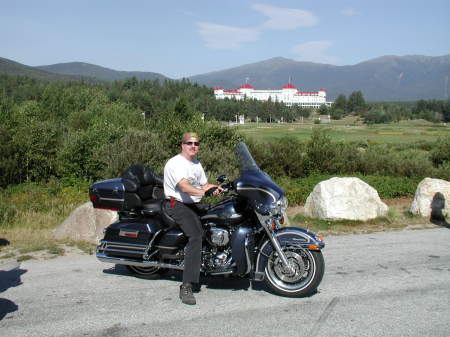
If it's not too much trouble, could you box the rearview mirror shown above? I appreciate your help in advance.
[216,174,228,184]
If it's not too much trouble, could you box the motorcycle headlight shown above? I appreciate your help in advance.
[255,196,288,217]
[278,196,288,214]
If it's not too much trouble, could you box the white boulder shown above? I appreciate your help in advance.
[52,202,118,243]
[304,177,388,221]
[409,178,450,219]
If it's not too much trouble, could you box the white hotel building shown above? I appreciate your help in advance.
[213,83,332,108]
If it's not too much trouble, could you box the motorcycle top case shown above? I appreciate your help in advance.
[89,178,126,211]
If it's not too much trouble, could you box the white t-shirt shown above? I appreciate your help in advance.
[164,154,207,203]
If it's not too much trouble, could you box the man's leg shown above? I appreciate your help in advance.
[166,202,202,304]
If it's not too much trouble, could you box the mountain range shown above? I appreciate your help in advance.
[37,62,168,82]
[1,54,450,101]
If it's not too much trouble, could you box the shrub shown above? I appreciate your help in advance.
[248,137,308,178]
[96,130,171,178]
[305,128,336,173]
[430,136,450,167]
[0,204,17,227]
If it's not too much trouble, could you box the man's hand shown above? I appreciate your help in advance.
[203,184,223,196]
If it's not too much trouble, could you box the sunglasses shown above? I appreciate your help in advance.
[183,141,200,146]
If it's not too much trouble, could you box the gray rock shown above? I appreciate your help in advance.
[304,177,388,221]
[409,178,450,219]
[52,202,118,243]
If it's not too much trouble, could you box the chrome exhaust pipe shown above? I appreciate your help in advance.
[96,252,184,270]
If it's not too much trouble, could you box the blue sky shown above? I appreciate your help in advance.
[1,0,449,78]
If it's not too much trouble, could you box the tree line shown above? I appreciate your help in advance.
[328,91,450,123]
[1,74,449,188]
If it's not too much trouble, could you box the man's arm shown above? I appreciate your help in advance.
[177,179,205,197]
[177,180,222,196]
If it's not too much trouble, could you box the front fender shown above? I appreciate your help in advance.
[253,227,325,281]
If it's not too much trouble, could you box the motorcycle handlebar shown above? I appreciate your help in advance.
[204,187,218,197]
[205,181,234,197]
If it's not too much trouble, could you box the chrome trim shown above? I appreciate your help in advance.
[97,241,148,256]
[244,236,252,275]
[143,229,162,260]
[96,252,184,270]
[266,229,292,271]
[99,247,144,254]
[101,244,146,250]
[99,197,125,202]
[253,271,265,281]
[202,213,242,220]
[208,270,234,276]
[236,187,277,202]
[119,230,139,237]
[99,240,147,248]
[154,245,179,249]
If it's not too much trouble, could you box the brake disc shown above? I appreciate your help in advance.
[273,251,306,283]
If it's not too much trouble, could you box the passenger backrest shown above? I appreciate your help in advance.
[122,164,164,207]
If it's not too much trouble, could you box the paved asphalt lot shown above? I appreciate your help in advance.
[1,227,449,337]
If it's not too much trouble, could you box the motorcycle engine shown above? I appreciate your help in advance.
[206,225,229,247]
[203,224,233,271]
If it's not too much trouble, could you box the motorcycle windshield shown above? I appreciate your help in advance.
[234,142,284,206]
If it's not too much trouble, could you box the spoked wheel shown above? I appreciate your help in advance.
[264,248,324,297]
[126,265,165,276]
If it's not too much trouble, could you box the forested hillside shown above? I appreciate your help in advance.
[0,75,242,187]
[37,62,169,82]
[1,73,449,191]
[0,57,85,82]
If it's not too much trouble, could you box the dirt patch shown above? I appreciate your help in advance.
[287,205,304,216]
[383,197,413,210]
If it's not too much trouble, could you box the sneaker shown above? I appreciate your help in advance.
[179,283,196,305]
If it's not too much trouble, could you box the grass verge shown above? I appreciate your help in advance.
[0,180,95,262]
[288,198,436,236]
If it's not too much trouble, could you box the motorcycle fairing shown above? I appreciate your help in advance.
[230,225,254,276]
[201,196,245,226]
[253,227,325,281]
[235,169,284,209]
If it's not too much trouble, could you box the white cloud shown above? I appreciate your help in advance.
[197,22,260,49]
[341,8,361,16]
[252,3,318,30]
[292,41,336,64]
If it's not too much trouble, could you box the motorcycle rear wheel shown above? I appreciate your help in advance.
[264,248,324,297]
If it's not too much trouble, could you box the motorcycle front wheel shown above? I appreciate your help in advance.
[264,248,324,297]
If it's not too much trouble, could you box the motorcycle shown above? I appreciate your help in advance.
[90,142,325,297]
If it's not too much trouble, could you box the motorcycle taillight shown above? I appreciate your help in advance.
[89,194,98,203]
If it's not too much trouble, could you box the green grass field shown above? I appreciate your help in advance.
[236,119,450,144]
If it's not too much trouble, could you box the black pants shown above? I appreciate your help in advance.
[165,201,202,284]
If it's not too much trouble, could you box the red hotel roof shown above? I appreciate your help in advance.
[239,83,255,89]
[282,83,297,89]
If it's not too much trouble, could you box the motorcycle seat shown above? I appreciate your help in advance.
[141,199,162,216]
[140,200,177,228]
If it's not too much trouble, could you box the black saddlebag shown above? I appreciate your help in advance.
[89,164,164,211]
[98,219,164,259]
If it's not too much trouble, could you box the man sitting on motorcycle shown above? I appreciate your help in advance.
[163,132,222,305]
